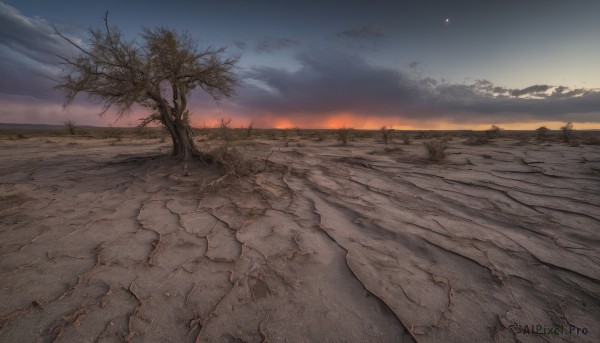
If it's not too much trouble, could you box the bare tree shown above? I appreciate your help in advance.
[54,13,238,160]
[380,126,393,145]
[64,119,76,135]
[560,122,574,142]
[245,121,254,138]
[218,117,233,142]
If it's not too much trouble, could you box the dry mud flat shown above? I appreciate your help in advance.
[0,136,599,343]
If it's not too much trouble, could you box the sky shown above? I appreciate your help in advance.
[1,0,600,129]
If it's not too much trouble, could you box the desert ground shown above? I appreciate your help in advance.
[1,128,599,342]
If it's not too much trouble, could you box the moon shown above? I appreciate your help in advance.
[445,18,450,24]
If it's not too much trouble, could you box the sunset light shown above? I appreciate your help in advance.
[1,2,599,342]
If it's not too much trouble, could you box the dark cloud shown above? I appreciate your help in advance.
[0,2,80,101]
[551,86,587,98]
[2,2,599,127]
[337,25,385,39]
[237,51,600,123]
[241,51,418,115]
[493,86,509,95]
[0,2,78,65]
[0,2,126,125]
[254,36,299,53]
[509,84,551,97]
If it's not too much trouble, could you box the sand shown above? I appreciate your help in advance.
[0,135,599,342]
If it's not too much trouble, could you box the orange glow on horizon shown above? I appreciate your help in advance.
[189,115,600,131]
[93,109,600,131]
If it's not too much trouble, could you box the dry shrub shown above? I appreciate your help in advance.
[514,133,530,145]
[245,121,254,138]
[561,122,574,142]
[266,131,277,140]
[337,127,353,145]
[415,131,427,139]
[209,144,252,177]
[292,126,303,137]
[424,139,448,162]
[536,126,549,140]
[218,118,234,142]
[381,126,393,145]
[64,119,76,135]
[485,125,502,139]
[103,128,123,139]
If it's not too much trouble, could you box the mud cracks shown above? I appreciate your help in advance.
[1,138,599,342]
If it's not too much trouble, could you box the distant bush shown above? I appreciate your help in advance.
[337,127,353,145]
[292,126,303,137]
[64,119,76,135]
[424,139,448,162]
[415,131,427,139]
[485,125,502,139]
[560,122,574,142]
[193,122,209,138]
[536,126,549,140]
[245,121,254,138]
[516,135,530,145]
[380,126,393,145]
[266,130,277,140]
[279,129,288,139]
[103,128,123,139]
[218,118,234,142]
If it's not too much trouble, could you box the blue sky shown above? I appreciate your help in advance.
[1,0,600,129]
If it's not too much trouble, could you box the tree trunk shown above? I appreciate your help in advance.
[163,115,199,161]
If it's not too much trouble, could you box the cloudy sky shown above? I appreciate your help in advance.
[1,0,600,129]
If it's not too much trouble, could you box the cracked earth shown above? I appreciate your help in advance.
[1,136,599,342]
